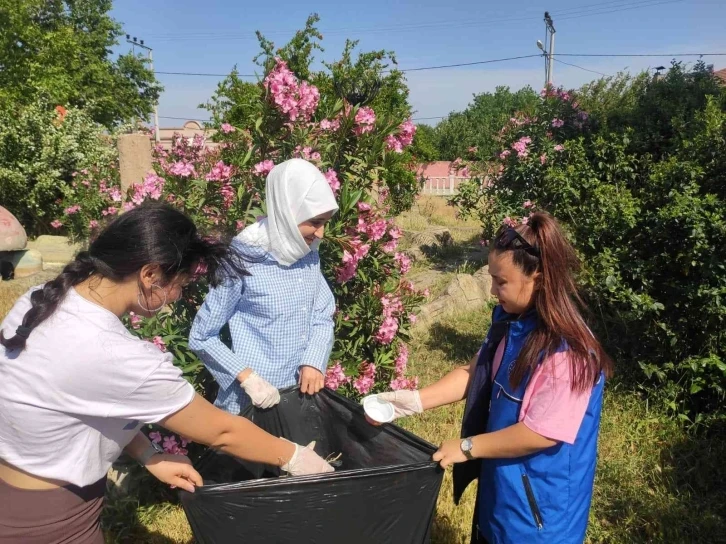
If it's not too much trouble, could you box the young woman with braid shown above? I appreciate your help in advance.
[0,203,332,544]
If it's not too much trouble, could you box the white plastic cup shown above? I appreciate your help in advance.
[362,395,395,424]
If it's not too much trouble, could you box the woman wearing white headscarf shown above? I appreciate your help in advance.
[189,159,339,413]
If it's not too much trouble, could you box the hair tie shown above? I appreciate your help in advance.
[15,326,32,340]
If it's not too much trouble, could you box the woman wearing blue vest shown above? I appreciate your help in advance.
[371,212,613,543]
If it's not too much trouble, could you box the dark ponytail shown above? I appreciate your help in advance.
[1,203,247,351]
[494,212,613,392]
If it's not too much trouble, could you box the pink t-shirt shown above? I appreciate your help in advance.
[491,339,592,444]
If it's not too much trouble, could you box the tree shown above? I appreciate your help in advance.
[435,86,539,160]
[0,0,162,128]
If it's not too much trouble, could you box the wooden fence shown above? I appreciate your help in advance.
[420,175,470,196]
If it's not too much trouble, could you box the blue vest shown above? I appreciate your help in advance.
[454,306,605,544]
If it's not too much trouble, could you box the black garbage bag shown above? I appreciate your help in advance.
[180,387,444,544]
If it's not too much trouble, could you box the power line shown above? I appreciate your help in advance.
[554,58,610,77]
[154,54,543,79]
[558,53,726,58]
[156,71,255,77]
[153,51,726,79]
[149,0,684,41]
[400,54,541,72]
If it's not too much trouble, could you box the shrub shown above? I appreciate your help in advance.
[453,69,726,429]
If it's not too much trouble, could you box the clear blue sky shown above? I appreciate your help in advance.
[110,0,726,127]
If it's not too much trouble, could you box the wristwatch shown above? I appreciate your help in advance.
[138,440,164,466]
[460,437,475,461]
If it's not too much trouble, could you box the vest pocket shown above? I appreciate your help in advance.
[522,474,544,530]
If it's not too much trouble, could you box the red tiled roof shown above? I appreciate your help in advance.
[715,68,726,85]
[416,161,452,178]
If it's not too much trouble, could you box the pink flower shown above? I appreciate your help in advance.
[357,202,372,212]
[353,106,376,135]
[385,134,403,153]
[460,166,470,178]
[102,206,118,217]
[521,216,530,225]
[236,220,245,231]
[336,239,370,283]
[394,344,409,375]
[367,220,388,241]
[394,252,412,274]
[320,118,341,131]
[382,240,398,253]
[149,431,162,444]
[552,118,564,128]
[152,336,167,352]
[142,173,165,200]
[353,362,376,395]
[206,161,233,182]
[503,216,518,227]
[468,146,478,153]
[310,152,321,161]
[540,154,547,165]
[408,313,417,324]
[263,59,319,122]
[122,202,136,212]
[324,169,340,194]
[50,219,63,229]
[254,160,275,176]
[220,184,235,209]
[162,435,178,454]
[523,200,534,209]
[108,187,122,202]
[375,316,398,344]
[512,136,531,158]
[499,150,511,160]
[63,205,81,215]
[390,376,419,391]
[381,294,404,318]
[129,312,142,330]
[388,225,402,240]
[88,220,99,229]
[554,144,564,152]
[168,161,196,178]
[325,362,350,391]
[220,123,235,134]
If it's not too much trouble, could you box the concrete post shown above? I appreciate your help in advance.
[118,133,153,193]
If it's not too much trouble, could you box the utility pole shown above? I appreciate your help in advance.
[126,35,160,144]
[544,12,556,86]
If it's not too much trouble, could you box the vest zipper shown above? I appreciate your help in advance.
[522,474,544,530]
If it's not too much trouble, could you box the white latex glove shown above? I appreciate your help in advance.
[377,390,423,420]
[281,441,335,476]
[240,371,280,409]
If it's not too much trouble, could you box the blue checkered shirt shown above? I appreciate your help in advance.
[189,241,335,414]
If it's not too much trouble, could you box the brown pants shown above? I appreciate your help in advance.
[0,476,106,544]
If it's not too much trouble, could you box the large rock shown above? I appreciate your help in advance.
[415,266,493,327]
[0,249,43,279]
[26,235,82,265]
[0,206,27,251]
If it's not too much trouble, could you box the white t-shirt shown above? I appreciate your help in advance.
[0,287,195,487]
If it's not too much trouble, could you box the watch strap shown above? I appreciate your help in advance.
[138,441,162,466]
[461,437,475,460]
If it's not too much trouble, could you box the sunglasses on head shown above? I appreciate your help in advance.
[493,227,540,258]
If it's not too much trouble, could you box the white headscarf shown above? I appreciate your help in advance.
[237,159,339,266]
